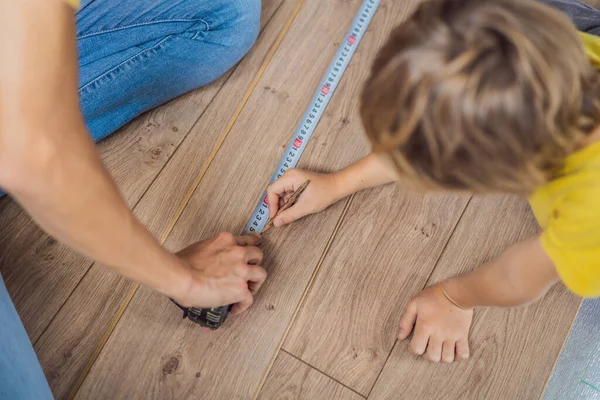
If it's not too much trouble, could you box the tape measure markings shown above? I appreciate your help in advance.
[244,0,380,234]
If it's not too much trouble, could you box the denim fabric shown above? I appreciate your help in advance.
[0,0,260,198]
[0,276,53,400]
[0,0,260,396]
[76,0,261,141]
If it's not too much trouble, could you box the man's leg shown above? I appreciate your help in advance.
[0,276,53,399]
[76,0,261,142]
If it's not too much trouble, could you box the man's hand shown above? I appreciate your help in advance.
[173,232,266,315]
[398,284,473,363]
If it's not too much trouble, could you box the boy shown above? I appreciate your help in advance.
[266,0,600,364]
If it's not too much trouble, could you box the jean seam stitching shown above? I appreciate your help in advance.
[77,18,209,40]
[79,35,173,93]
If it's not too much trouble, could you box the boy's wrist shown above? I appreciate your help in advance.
[331,169,360,200]
[440,278,475,310]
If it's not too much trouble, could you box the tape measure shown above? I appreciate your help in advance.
[179,0,381,330]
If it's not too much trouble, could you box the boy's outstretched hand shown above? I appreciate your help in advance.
[399,284,473,363]
[266,169,343,228]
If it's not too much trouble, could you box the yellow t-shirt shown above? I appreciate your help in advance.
[528,32,600,297]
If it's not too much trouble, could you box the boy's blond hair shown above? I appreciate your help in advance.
[361,0,600,193]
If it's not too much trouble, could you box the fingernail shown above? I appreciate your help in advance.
[274,219,283,228]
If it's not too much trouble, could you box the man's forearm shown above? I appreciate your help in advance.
[0,0,190,298]
[5,135,190,297]
[442,235,560,309]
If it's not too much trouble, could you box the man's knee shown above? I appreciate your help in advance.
[218,0,262,59]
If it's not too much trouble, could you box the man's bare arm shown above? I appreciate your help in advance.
[0,0,267,311]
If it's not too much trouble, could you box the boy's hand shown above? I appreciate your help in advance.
[399,283,473,363]
[266,169,342,228]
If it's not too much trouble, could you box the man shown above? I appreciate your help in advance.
[0,0,266,398]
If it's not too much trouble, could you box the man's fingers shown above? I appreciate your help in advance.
[425,336,443,363]
[230,289,253,315]
[242,246,264,265]
[235,232,262,246]
[246,265,267,294]
[213,232,237,248]
[441,341,456,363]
[398,301,417,340]
[456,339,470,360]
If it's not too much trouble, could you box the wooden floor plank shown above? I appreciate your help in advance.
[74,0,392,397]
[0,0,285,346]
[27,1,288,397]
[368,195,581,400]
[258,351,364,400]
[283,187,469,395]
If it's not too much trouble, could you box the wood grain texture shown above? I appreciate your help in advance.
[75,0,387,397]
[283,185,469,395]
[258,351,364,400]
[25,1,287,397]
[369,195,581,400]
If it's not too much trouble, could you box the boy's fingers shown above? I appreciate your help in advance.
[425,336,442,363]
[441,341,455,363]
[398,301,417,340]
[266,190,281,219]
[455,339,470,360]
[273,207,304,228]
[409,324,429,356]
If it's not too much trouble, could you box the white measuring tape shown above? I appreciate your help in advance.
[244,0,380,233]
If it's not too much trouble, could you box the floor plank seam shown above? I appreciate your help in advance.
[67,2,306,397]
[32,260,94,347]
[253,194,356,400]
[366,340,399,398]
[280,349,367,398]
[422,195,472,288]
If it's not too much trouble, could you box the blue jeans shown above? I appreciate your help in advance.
[0,0,259,397]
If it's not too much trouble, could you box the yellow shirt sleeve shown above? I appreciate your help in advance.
[540,185,600,297]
